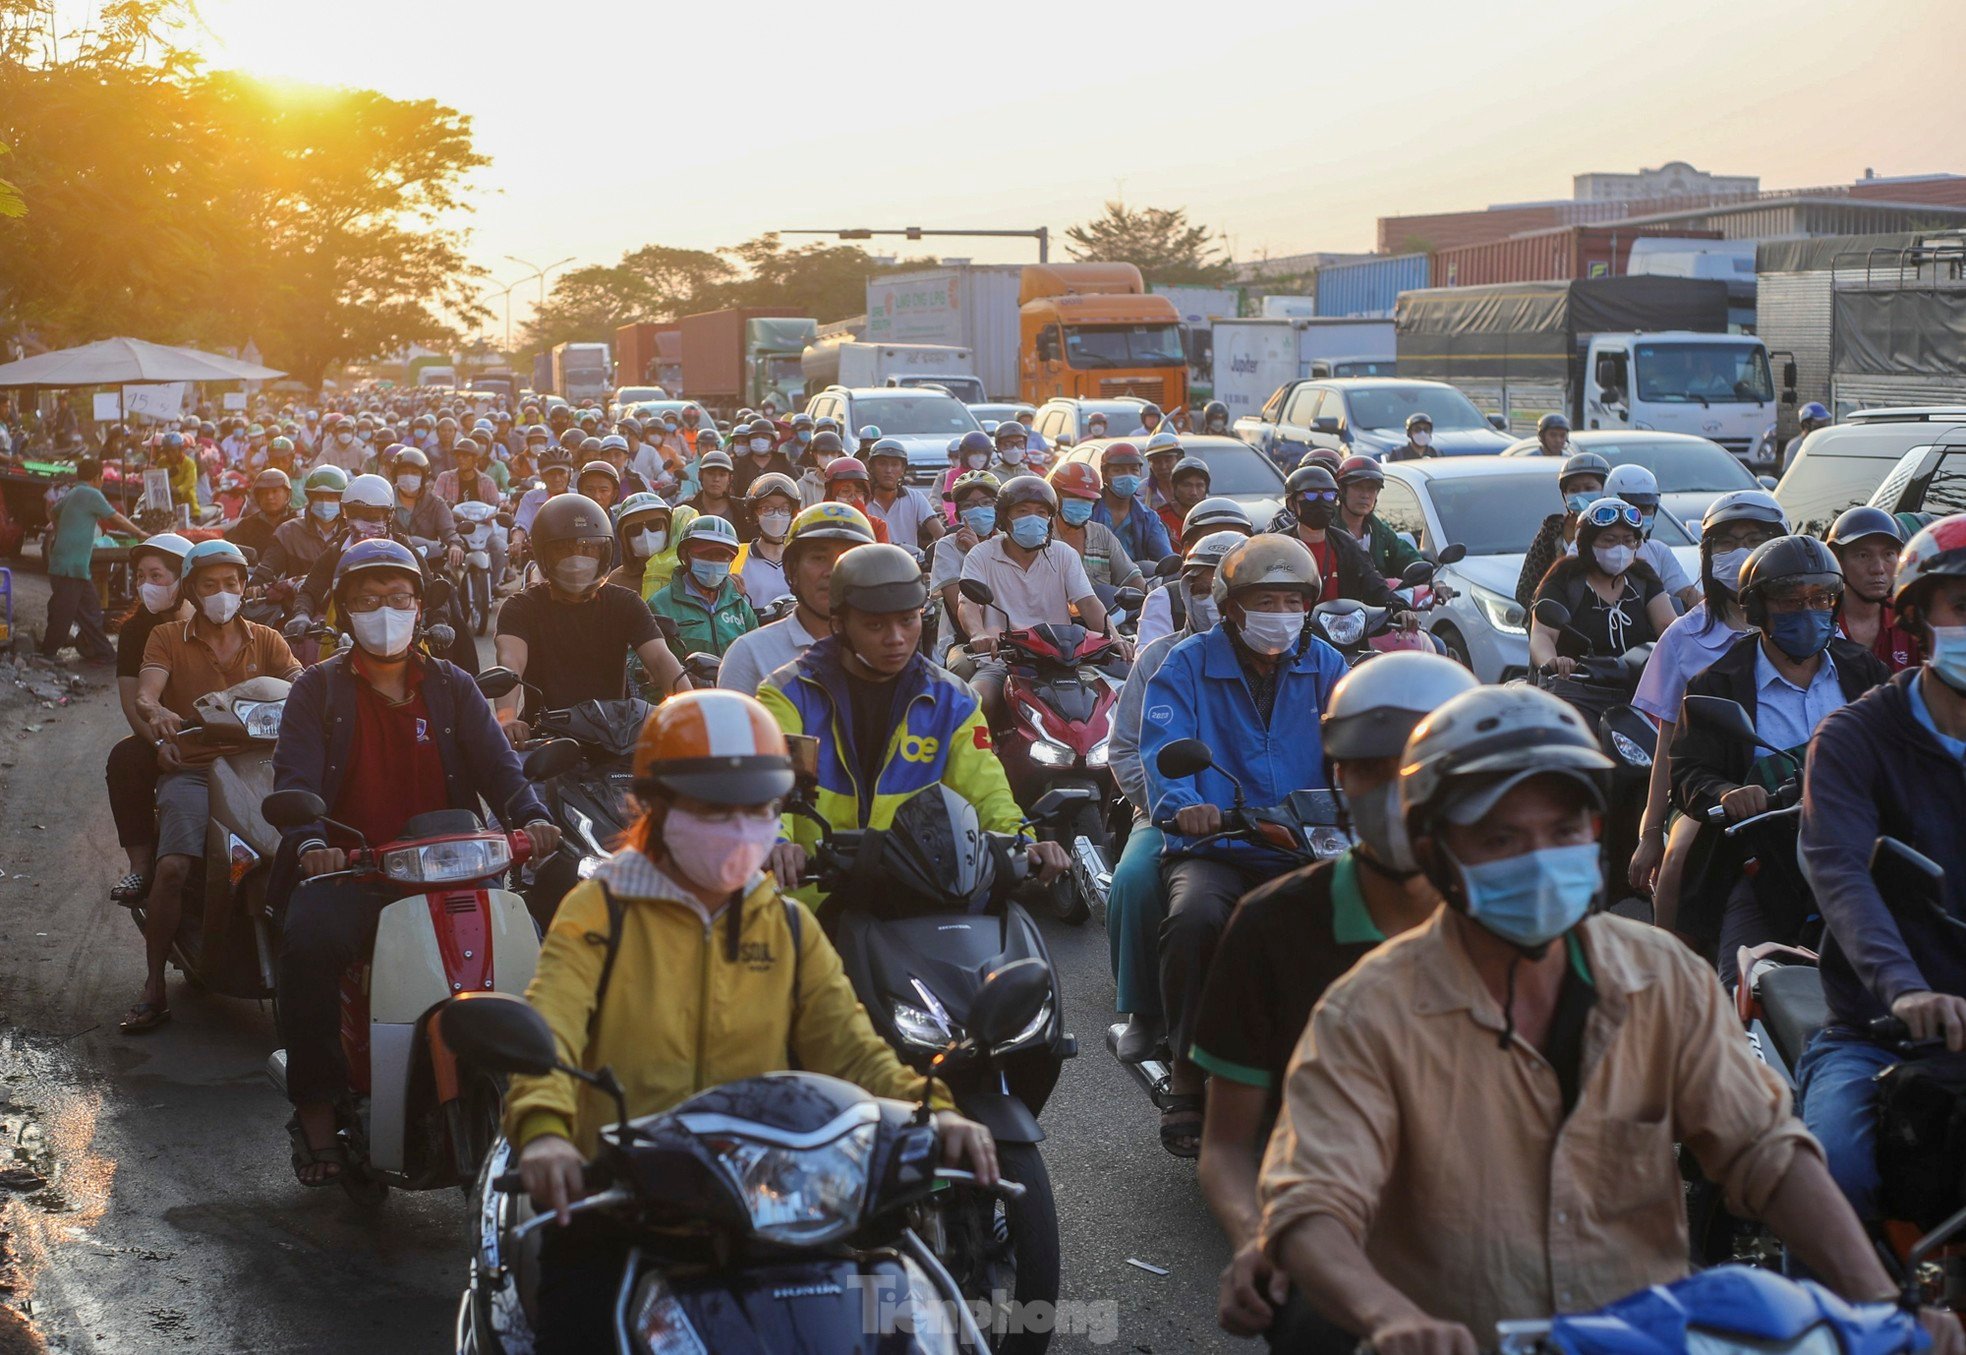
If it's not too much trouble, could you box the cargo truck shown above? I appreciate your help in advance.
[614,321,681,389]
[531,352,552,398]
[800,340,978,401]
[550,342,612,406]
[1210,317,1397,423]
[1019,262,1189,411]
[1395,277,1785,461]
[1153,285,1242,402]
[679,309,818,419]
[866,265,1023,399]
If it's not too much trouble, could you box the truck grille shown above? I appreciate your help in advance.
[1100,377,1167,401]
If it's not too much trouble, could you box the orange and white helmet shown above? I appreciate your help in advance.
[632,690,793,806]
[1047,460,1102,501]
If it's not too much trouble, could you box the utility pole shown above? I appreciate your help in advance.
[780,226,1050,264]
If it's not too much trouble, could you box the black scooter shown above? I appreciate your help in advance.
[446,966,1052,1354]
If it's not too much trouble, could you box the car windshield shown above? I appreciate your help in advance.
[1181,443,1285,496]
[1346,385,1492,432]
[615,387,664,403]
[1583,440,1759,493]
[1063,324,1186,370]
[854,394,980,437]
[1429,473,1696,555]
[1634,342,1775,405]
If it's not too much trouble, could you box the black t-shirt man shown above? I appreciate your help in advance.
[845,669,899,801]
[494,582,661,721]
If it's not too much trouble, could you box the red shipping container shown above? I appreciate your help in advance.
[1430,225,1721,288]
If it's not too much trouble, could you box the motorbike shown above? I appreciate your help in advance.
[447,963,1053,1354]
[257,735,577,1207]
[1682,693,1813,944]
[958,577,1142,925]
[453,501,506,636]
[125,676,293,999]
[788,761,1077,1353]
[1109,737,1349,1108]
[474,665,651,928]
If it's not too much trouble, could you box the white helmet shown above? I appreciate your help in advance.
[341,473,395,510]
[1322,652,1479,761]
[1399,685,1612,836]
[1602,463,1660,510]
[1182,496,1253,538]
[1181,530,1246,575]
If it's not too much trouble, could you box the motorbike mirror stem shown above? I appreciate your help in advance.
[1902,1200,1966,1306]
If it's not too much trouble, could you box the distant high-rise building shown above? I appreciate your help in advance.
[1572,162,1759,202]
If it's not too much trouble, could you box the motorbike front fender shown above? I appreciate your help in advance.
[954,1085,1046,1144]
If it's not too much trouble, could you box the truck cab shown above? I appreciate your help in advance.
[1018,263,1189,413]
[1580,331,1777,461]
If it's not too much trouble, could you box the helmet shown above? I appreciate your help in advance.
[1574,497,1647,558]
[1336,455,1384,488]
[994,421,1027,444]
[1737,535,1843,628]
[824,456,869,485]
[1285,464,1339,498]
[1558,451,1612,491]
[1825,505,1905,552]
[579,437,605,457]
[1202,399,1229,429]
[1799,402,1831,424]
[1297,447,1344,475]
[866,437,908,463]
[950,470,1002,502]
[694,430,724,453]
[1896,513,1966,615]
[1400,685,1612,839]
[812,414,840,434]
[599,434,630,455]
[614,491,670,527]
[529,494,615,578]
[745,471,800,504]
[342,473,395,510]
[1099,440,1144,469]
[829,542,928,615]
[474,419,496,436]
[1182,529,1246,575]
[159,431,185,453]
[333,538,424,599]
[1404,411,1434,432]
[269,435,295,458]
[633,690,793,806]
[790,412,814,431]
[1701,489,1788,538]
[678,514,741,563]
[1139,403,1163,429]
[957,430,994,462]
[1145,430,1183,460]
[856,424,882,447]
[1322,652,1480,761]
[577,461,621,496]
[393,446,430,472]
[451,435,482,458]
[696,449,734,472]
[181,538,249,582]
[526,423,550,443]
[1538,413,1571,435]
[1171,456,1211,485]
[1602,463,1660,510]
[1047,461,1102,501]
[729,420,754,443]
[130,532,193,576]
[252,468,292,495]
[1182,496,1252,538]
[539,446,575,472]
[1213,534,1322,607]
[616,418,642,438]
[784,502,877,562]
[996,474,1058,517]
[808,430,845,460]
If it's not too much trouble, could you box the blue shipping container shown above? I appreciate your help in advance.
[1314,254,1430,318]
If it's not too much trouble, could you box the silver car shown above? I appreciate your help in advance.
[1501,429,1768,525]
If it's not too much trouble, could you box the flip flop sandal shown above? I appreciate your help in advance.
[286,1118,348,1188]
[111,873,148,906]
[1159,1093,1205,1159]
[118,1001,171,1035]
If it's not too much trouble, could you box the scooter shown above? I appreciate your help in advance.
[447,964,1053,1354]
[125,676,292,999]
[257,737,577,1208]
[1109,737,1349,1110]
[453,501,504,636]
[789,761,1077,1353]
[959,577,1142,925]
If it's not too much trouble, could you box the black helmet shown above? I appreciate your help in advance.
[1538,413,1571,435]
[1826,505,1905,553]
[1558,451,1612,492]
[529,492,615,567]
[1738,534,1843,628]
[1202,399,1229,430]
[807,429,845,460]
[828,543,928,615]
[1285,464,1339,499]
[957,429,994,461]
[995,474,1057,516]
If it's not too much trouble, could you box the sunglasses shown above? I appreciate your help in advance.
[1294,489,1339,504]
[1583,501,1645,530]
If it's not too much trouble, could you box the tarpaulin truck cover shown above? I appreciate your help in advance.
[1395,277,1731,381]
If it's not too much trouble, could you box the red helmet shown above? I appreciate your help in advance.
[1047,461,1102,501]
[1893,512,1966,614]
[1336,455,1385,487]
[823,456,869,485]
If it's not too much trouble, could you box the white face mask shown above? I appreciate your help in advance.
[1711,546,1752,592]
[966,453,990,470]
[757,510,792,541]
[335,431,355,445]
[1187,591,1218,632]
[139,582,177,613]
[396,474,422,495]
[201,591,242,625]
[1411,429,1432,448]
[350,604,417,658]
[749,437,772,454]
[552,556,601,593]
[1237,607,1304,656]
[1593,543,1637,575]
[999,447,1025,464]
[630,528,667,559]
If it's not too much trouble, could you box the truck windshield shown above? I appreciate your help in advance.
[855,395,980,437]
[1634,343,1774,404]
[1064,325,1186,370]
[1347,384,1492,432]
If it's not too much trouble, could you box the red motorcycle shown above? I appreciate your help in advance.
[960,578,1141,924]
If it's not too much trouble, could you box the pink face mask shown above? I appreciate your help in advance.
[663,806,781,895]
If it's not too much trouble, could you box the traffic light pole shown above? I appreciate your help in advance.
[780,226,1049,263]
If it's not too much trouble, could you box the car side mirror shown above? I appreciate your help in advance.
[522,737,581,782]
[262,789,327,828]
[1488,414,1508,430]
[1533,598,1572,630]
[1758,475,1779,490]
[1782,360,1798,391]
[1313,417,1340,434]
[966,959,1053,1048]
[1155,737,1214,779]
[439,993,561,1076]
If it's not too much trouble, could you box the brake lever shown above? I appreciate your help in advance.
[935,1168,1028,1201]
[511,1185,635,1243]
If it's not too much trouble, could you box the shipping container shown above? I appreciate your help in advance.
[1211,318,1397,422]
[679,307,803,408]
[1430,225,1721,289]
[1258,295,1317,318]
[614,321,679,388]
[1151,285,1241,323]
[865,265,1023,400]
[1313,253,1430,318]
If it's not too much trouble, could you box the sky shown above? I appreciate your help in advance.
[165,0,1966,336]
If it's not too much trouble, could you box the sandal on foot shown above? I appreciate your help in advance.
[119,1000,171,1034]
[1159,1093,1205,1159]
[111,872,148,906]
[287,1118,347,1188]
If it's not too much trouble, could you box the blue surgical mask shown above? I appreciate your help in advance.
[961,506,996,535]
[1929,626,1966,694]
[1008,515,1051,550]
[1060,499,1094,526]
[1768,608,1836,661]
[1565,492,1596,516]
[1454,842,1600,949]
[690,559,731,588]
[1109,474,1143,498]
[796,430,811,443]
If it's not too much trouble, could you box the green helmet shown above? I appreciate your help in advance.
[302,464,350,496]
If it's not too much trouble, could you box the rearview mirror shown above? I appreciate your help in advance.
[261,789,327,828]
[1156,737,1214,779]
[966,958,1053,1049]
[522,737,581,782]
[439,993,561,1076]
[1437,543,1468,566]
[684,652,723,683]
[785,733,820,780]
[1681,694,1772,751]
[1113,587,1146,614]
[1399,559,1435,588]
[1532,598,1572,629]
[425,578,453,612]
[475,666,522,700]
[1154,555,1183,579]
[959,578,996,607]
[1030,786,1094,822]
[1488,414,1507,430]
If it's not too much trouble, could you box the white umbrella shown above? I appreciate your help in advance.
[0,337,285,387]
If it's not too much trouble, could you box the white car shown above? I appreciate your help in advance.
[1501,429,1769,525]
[1379,456,1700,683]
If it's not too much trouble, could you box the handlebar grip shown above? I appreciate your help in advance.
[1868,1015,1912,1043]
[492,1171,524,1193]
[1706,804,1728,822]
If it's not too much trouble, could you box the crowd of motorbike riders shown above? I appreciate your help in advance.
[61,381,1966,1355]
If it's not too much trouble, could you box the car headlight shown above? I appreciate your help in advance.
[1086,739,1110,769]
[381,836,511,884]
[1610,730,1653,767]
[1470,582,1527,636]
[1317,609,1367,647]
[630,1270,707,1355]
[1027,738,1073,768]
[702,1120,876,1245]
[994,994,1054,1053]
[235,699,286,740]
[1307,826,1353,859]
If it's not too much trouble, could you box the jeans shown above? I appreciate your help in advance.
[1160,856,1269,1075]
[275,875,393,1106]
[1107,822,1164,1017]
[1795,1026,1895,1221]
[43,574,113,661]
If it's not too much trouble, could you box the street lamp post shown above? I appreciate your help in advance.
[503,254,578,311]
[780,226,1050,262]
[481,278,524,352]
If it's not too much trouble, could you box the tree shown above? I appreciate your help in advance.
[1063,202,1233,286]
[0,142,24,218]
[517,246,733,353]
[720,235,883,323]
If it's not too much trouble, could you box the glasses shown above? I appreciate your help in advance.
[343,593,418,613]
[1294,489,1339,504]
[1763,587,1841,613]
[1712,524,1781,550]
[1582,501,1645,530]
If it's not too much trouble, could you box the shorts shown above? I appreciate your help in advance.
[155,769,210,860]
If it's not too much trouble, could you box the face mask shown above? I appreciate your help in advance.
[349,517,386,540]
[1565,492,1596,516]
[201,590,242,625]
[1455,843,1600,949]
[1059,499,1094,527]
[664,806,781,895]
[335,431,355,446]
[664,424,679,435]
[967,453,991,470]
[1347,779,1417,874]
[1711,546,1752,593]
[631,529,667,558]
[1000,447,1025,464]
[351,604,417,658]
[1109,473,1142,498]
[1008,515,1051,550]
[1298,502,1335,530]
[1929,626,1966,694]
[552,556,600,593]
[1187,591,1218,632]
[1411,430,1433,448]
[1636,510,1656,537]
[757,511,792,540]
[690,559,732,588]
[1769,608,1836,661]
[750,438,771,454]
[140,582,177,613]
[961,506,996,536]
[1237,607,1304,656]
[396,474,422,495]
[1593,543,1636,575]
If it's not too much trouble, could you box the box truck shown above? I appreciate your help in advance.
[679,309,817,417]
[1019,263,1188,411]
[1209,317,1398,421]
[801,340,979,400]
[550,342,612,406]
[866,265,1022,400]
[615,322,681,388]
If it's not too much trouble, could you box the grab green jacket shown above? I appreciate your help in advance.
[647,564,757,660]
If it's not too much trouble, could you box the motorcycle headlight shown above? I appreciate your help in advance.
[702,1121,876,1245]
[893,978,956,1050]
[380,836,511,884]
[1470,582,1527,636]
[1086,739,1110,769]
[1317,609,1367,648]
[1307,826,1353,859]
[1027,738,1073,768]
[1610,729,1653,767]
[235,699,286,740]
[630,1270,707,1355]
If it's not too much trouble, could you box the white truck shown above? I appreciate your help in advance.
[801,340,980,403]
[550,342,612,406]
[1209,317,1397,422]
[865,265,1022,400]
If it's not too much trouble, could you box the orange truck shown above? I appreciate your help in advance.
[1018,263,1189,411]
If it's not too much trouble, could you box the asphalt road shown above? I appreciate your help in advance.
[0,574,1241,1355]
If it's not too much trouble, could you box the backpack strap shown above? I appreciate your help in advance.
[783,897,804,1069]
[586,883,629,1042]
[1168,580,1186,630]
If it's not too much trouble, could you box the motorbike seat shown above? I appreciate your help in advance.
[1757,964,1829,1071]
[401,809,484,838]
